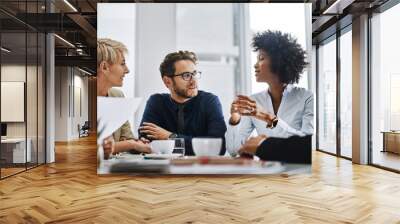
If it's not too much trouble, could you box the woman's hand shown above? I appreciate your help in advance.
[229,99,241,125]
[102,136,115,159]
[238,135,268,156]
[236,95,275,125]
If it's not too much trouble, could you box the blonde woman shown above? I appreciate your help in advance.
[97,38,150,156]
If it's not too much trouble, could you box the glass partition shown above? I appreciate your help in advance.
[1,31,28,177]
[0,1,46,179]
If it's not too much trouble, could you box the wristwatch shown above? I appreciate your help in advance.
[169,133,178,139]
[266,116,278,129]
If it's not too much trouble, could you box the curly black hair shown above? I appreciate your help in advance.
[159,50,198,77]
[252,30,307,84]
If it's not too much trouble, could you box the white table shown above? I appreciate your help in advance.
[1,138,31,163]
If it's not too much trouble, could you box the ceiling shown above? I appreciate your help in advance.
[311,0,390,43]
[0,0,98,73]
[0,0,394,72]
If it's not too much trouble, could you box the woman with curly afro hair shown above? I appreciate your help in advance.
[226,30,314,157]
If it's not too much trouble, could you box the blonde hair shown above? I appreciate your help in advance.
[97,38,128,68]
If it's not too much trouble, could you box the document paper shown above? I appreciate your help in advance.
[97,97,142,145]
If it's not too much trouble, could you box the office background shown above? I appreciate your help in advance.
[0,0,96,179]
[0,3,46,177]
[1,0,400,178]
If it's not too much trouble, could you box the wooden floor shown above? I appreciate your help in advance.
[1,167,26,178]
[372,151,400,171]
[1,136,400,223]
[1,163,45,178]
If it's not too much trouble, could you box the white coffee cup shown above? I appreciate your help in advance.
[192,138,222,156]
[150,140,175,154]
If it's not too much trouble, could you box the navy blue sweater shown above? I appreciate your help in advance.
[139,91,227,155]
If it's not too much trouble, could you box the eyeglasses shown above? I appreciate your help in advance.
[171,71,202,81]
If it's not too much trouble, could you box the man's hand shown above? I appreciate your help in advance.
[103,136,115,159]
[127,139,151,153]
[139,122,172,140]
[238,135,268,156]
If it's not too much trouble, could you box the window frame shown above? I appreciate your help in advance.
[315,23,353,161]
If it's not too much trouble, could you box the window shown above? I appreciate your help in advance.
[340,28,352,158]
[370,2,400,171]
[317,36,337,154]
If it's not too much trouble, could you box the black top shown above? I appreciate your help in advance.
[139,91,227,155]
[256,135,312,164]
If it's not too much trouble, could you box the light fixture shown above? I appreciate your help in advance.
[77,67,93,76]
[1,47,11,53]
[54,34,75,48]
[76,48,87,56]
[63,0,78,12]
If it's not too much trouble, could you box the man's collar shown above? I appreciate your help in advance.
[168,91,201,110]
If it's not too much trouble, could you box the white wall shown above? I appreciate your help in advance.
[1,65,26,144]
[54,67,89,141]
[78,75,89,128]
[176,4,237,56]
[55,67,68,141]
[175,3,237,121]
[1,64,46,163]
[1,82,24,122]
[71,73,89,138]
[1,65,31,138]
[134,3,177,132]
[98,3,136,128]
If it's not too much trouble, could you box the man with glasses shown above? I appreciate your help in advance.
[139,51,227,155]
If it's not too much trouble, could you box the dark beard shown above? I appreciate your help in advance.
[172,80,192,99]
